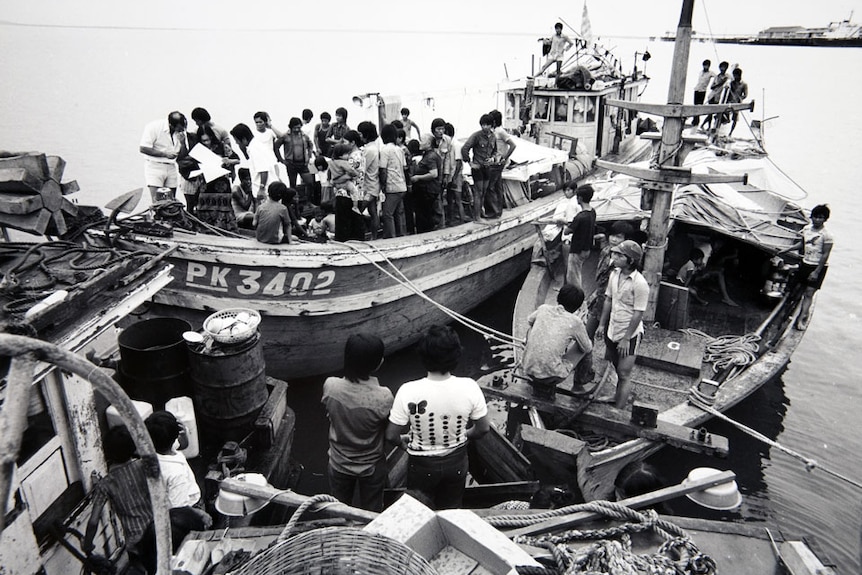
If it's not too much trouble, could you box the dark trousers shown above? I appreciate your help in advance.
[381,191,406,237]
[692,90,706,125]
[414,187,438,233]
[403,188,416,234]
[328,461,388,512]
[334,196,364,241]
[486,164,504,218]
[285,160,309,188]
[471,164,491,218]
[406,446,468,509]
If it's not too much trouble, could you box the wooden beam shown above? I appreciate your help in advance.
[479,377,728,457]
[0,167,42,193]
[605,100,754,118]
[0,192,43,214]
[595,160,748,185]
[505,470,737,537]
[219,478,379,524]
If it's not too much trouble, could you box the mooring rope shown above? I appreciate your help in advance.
[690,397,862,491]
[332,238,525,348]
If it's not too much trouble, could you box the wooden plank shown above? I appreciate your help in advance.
[61,181,80,196]
[519,425,586,489]
[46,155,66,182]
[0,167,42,193]
[506,470,737,537]
[253,377,289,448]
[779,541,836,575]
[60,196,78,215]
[40,179,63,211]
[46,210,67,236]
[0,151,49,180]
[469,424,533,483]
[480,376,728,462]
[0,192,43,214]
[636,325,704,377]
[0,209,51,234]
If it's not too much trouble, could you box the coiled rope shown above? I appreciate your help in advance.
[491,501,715,575]
[332,238,525,348]
[681,328,760,372]
[690,397,862,491]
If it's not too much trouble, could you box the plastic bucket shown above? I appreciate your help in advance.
[118,317,192,410]
[189,331,268,441]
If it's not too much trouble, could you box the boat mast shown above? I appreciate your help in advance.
[641,0,694,321]
[597,0,753,321]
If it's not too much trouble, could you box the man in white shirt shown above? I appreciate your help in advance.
[139,111,188,202]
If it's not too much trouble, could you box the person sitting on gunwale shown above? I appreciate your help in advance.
[253,181,291,244]
[521,283,594,391]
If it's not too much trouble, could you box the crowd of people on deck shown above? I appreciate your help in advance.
[690,58,749,139]
[139,105,520,244]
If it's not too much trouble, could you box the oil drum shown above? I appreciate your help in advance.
[118,317,192,410]
[188,331,268,441]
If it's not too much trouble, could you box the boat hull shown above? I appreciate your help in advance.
[112,199,557,379]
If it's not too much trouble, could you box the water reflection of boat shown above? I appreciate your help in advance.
[87,20,652,381]
[478,0,817,504]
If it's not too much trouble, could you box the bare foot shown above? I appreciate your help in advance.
[723,298,740,307]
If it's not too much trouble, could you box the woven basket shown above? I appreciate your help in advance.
[229,495,437,575]
[203,308,261,344]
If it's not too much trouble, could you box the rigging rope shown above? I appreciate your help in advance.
[690,398,862,491]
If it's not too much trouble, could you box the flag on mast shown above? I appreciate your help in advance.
[581,1,593,44]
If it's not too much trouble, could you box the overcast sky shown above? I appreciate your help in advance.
[2,0,860,38]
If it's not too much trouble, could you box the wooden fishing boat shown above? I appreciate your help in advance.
[86,28,652,380]
[478,0,816,502]
[173,470,835,575]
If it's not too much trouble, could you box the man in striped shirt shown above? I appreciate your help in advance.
[83,426,155,574]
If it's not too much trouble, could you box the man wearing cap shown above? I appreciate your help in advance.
[598,239,649,409]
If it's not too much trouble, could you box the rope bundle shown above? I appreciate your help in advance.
[682,329,760,372]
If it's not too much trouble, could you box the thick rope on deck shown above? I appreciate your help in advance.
[681,329,760,372]
[515,533,716,575]
[486,500,688,541]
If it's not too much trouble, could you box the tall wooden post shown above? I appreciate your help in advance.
[641,0,694,321]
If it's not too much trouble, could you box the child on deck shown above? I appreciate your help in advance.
[308,206,334,242]
[329,143,363,215]
[314,156,333,204]
[521,284,594,391]
[145,411,211,551]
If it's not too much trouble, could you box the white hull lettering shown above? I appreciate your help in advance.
[184,263,335,297]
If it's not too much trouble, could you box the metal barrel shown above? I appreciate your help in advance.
[118,317,192,410]
[188,331,268,441]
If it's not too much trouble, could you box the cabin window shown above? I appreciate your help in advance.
[534,96,550,120]
[553,96,569,122]
[506,93,517,119]
[586,97,597,122]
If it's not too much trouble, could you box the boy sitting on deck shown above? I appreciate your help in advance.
[521,284,594,394]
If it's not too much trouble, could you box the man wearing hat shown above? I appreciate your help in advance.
[597,239,649,409]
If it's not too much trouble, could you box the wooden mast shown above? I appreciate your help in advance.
[597,0,754,321]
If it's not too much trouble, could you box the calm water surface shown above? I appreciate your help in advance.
[2,24,861,571]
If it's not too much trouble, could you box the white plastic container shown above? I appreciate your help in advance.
[105,400,154,429]
[165,396,200,459]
